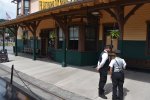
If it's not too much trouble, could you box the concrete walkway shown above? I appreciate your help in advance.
[1,54,150,100]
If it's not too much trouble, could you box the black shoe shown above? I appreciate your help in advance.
[112,96,119,100]
[99,94,107,99]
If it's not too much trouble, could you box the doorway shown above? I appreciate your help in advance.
[40,29,49,56]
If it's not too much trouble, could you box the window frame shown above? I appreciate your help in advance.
[23,0,30,15]
[68,25,79,50]
[17,0,22,15]
[85,25,97,51]
[57,28,64,49]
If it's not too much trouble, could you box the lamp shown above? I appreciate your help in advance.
[91,11,99,16]
[91,11,103,18]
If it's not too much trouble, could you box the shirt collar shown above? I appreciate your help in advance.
[104,50,108,53]
[115,57,120,59]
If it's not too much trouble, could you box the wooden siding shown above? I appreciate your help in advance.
[99,3,150,41]
[124,4,150,41]
[30,0,39,13]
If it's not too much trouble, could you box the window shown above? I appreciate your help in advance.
[24,0,30,15]
[17,0,21,15]
[17,0,30,15]
[69,26,79,50]
[85,25,97,51]
[58,28,64,49]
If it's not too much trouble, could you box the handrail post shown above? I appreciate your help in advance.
[10,65,14,85]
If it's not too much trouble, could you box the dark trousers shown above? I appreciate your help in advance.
[99,70,108,95]
[112,72,124,100]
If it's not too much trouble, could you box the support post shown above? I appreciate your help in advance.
[24,21,41,60]
[33,33,36,60]
[62,37,66,67]
[2,28,5,51]
[7,26,19,56]
[15,33,18,56]
[52,15,67,67]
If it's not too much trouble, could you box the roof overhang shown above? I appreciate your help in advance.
[1,0,150,28]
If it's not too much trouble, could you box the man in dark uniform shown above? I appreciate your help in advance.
[109,50,126,100]
[96,46,110,99]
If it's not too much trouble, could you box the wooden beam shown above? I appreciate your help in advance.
[52,15,66,33]
[1,0,150,28]
[124,4,143,24]
[7,25,18,35]
[104,8,117,20]
[114,6,125,37]
[24,23,34,34]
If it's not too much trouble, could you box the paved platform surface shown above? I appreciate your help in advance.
[0,53,150,100]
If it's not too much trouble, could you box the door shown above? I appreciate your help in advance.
[40,29,49,56]
[41,38,48,56]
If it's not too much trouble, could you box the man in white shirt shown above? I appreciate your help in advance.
[96,45,110,99]
[109,50,126,100]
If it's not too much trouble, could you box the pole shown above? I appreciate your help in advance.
[10,65,14,85]
[62,37,66,67]
[33,34,36,60]
[3,28,5,51]
[15,33,18,56]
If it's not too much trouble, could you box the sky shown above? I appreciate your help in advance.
[0,0,17,19]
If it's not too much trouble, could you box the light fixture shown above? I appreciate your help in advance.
[91,11,99,16]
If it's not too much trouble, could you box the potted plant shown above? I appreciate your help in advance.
[108,29,120,39]
[107,29,120,52]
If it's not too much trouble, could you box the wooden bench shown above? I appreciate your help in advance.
[22,48,39,54]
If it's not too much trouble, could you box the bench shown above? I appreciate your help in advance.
[22,48,39,54]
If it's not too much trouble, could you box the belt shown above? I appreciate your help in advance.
[114,70,123,73]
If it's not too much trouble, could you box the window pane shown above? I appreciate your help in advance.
[85,25,97,51]
[18,1,21,8]
[24,1,29,7]
[69,26,79,50]
[18,8,21,15]
[24,8,29,15]
[69,27,74,40]
[59,28,63,41]
[74,27,79,40]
